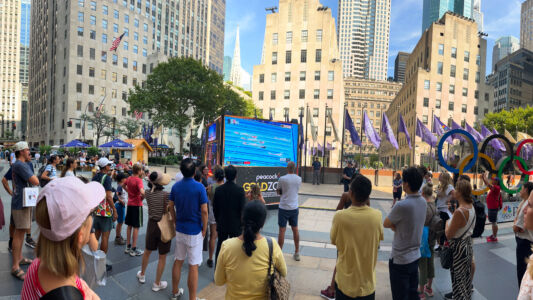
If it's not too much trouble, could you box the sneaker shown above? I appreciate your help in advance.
[152,281,167,292]
[207,259,213,268]
[25,237,37,249]
[486,235,498,242]
[293,253,301,261]
[115,237,126,245]
[424,284,434,297]
[492,236,498,242]
[319,286,335,300]
[170,288,184,300]
[130,248,144,257]
[444,292,453,299]
[136,271,146,284]
[418,292,426,299]
[125,246,132,254]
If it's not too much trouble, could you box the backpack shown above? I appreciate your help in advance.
[428,204,443,241]
[472,198,486,238]
[37,165,49,187]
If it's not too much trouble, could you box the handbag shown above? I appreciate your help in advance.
[266,237,290,300]
[81,245,107,287]
[23,187,39,207]
[158,207,176,243]
[440,212,474,269]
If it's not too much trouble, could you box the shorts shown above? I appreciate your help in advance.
[115,202,125,224]
[11,208,31,230]
[174,231,203,266]
[393,191,402,199]
[93,216,113,232]
[488,208,499,223]
[278,208,299,228]
[208,201,216,225]
[146,220,171,255]
[125,206,143,228]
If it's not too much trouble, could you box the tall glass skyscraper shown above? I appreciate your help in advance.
[337,0,391,80]
[20,0,31,140]
[422,0,483,32]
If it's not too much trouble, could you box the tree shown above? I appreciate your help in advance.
[127,57,252,152]
[483,106,533,138]
[82,112,113,146]
[119,118,141,139]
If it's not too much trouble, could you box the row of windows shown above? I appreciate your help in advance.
[257,89,334,101]
[75,45,144,71]
[271,49,322,64]
[75,66,138,85]
[74,82,129,100]
[437,44,473,64]
[271,30,322,45]
[258,70,334,83]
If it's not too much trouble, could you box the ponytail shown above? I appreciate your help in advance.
[242,221,258,257]
[240,200,267,257]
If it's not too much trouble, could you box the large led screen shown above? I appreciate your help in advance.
[223,116,298,167]
[207,123,217,142]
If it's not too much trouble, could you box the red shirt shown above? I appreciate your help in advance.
[125,176,144,206]
[486,185,502,210]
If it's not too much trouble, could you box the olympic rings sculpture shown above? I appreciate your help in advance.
[436,129,533,195]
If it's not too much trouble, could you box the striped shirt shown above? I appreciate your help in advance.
[145,190,169,222]
[21,258,85,300]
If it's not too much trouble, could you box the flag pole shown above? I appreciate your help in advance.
[396,106,399,172]
[430,109,434,171]
[322,104,328,183]
[304,104,309,182]
[340,103,347,169]
[360,104,366,168]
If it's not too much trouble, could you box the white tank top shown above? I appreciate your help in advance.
[452,206,475,239]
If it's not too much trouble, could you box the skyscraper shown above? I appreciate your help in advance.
[394,52,410,83]
[223,56,232,81]
[492,36,520,72]
[337,0,391,80]
[422,0,483,32]
[29,0,225,146]
[521,0,533,52]
[230,26,242,87]
[20,0,31,139]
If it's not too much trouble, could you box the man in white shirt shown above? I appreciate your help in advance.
[277,161,302,261]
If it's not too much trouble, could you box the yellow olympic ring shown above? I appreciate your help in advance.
[458,153,496,196]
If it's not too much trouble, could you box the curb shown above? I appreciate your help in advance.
[298,192,392,202]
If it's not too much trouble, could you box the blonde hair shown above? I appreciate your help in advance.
[249,184,262,200]
[35,198,89,277]
[422,182,434,198]
[439,172,453,192]
[454,180,473,204]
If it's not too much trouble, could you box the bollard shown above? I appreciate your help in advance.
[374,169,379,186]
[164,166,167,174]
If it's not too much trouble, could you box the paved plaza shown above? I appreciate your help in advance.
[0,161,522,299]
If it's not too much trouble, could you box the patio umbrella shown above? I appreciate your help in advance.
[61,139,89,148]
[98,139,134,149]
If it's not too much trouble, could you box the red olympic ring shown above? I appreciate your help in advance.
[515,139,533,175]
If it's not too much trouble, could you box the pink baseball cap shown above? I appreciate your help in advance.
[37,176,105,242]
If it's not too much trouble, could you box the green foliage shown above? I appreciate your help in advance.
[119,118,141,139]
[87,146,99,157]
[244,91,252,98]
[39,145,52,154]
[148,155,181,165]
[483,106,533,137]
[82,112,114,146]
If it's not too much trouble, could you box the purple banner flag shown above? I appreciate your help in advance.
[480,125,491,138]
[381,114,399,149]
[362,111,381,149]
[492,128,507,151]
[433,116,453,144]
[465,122,484,143]
[451,121,466,142]
[344,109,362,146]
[398,114,412,149]
[318,143,323,153]
[416,118,437,147]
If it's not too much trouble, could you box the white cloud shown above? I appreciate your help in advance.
[484,0,521,39]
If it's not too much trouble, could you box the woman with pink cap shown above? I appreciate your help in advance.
[21,176,103,300]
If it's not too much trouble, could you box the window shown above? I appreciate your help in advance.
[463,68,469,80]
[272,33,278,45]
[112,54,118,65]
[133,45,138,54]
[76,83,82,93]
[449,84,455,94]
[436,99,441,109]
[475,90,479,99]
[89,30,96,39]
[301,50,307,63]
[259,74,264,83]
[112,89,117,98]
[77,45,83,57]
[282,72,290,82]
[286,31,292,44]
[270,90,276,100]
[462,88,468,96]
[316,29,322,41]
[474,106,479,115]
[76,101,82,111]
[123,57,128,68]
[258,91,264,100]
[102,33,107,43]
[460,104,467,113]
[78,12,84,22]
[284,90,290,100]
[271,73,277,83]
[451,47,457,58]
[142,49,147,57]
[299,89,305,99]
[464,51,470,62]
[124,14,129,23]
[437,62,443,74]
[90,1,96,10]
[122,75,127,84]
[436,82,442,92]
[423,98,429,107]
[123,41,128,50]
[143,36,147,44]
[89,67,95,77]
[78,0,84,7]
[450,65,456,77]
[102,5,108,15]
[438,44,444,55]
[112,72,117,82]
[90,15,96,25]
[133,32,138,41]
[113,23,118,33]
[112,106,117,115]
[449,102,454,110]
[476,55,481,66]
[133,61,137,71]
[88,85,94,94]
[315,49,322,62]
[475,72,480,83]
[272,52,277,65]
[314,71,320,80]
[285,51,291,64]
[76,65,82,75]
[113,9,119,19]
[143,23,148,32]
[300,71,306,81]
[101,69,106,79]
[313,108,319,117]
[328,71,334,81]
[314,89,319,99]
[77,27,84,36]
[101,51,107,62]
[424,80,430,90]
[327,89,333,99]
[422,115,428,124]
[301,30,308,42]
[134,19,139,28]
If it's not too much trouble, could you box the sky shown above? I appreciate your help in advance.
[224,0,522,79]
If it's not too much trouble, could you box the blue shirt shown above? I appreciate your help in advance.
[170,177,208,235]
[11,160,35,210]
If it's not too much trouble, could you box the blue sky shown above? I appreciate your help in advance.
[224,0,522,78]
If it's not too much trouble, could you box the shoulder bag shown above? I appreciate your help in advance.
[266,237,290,300]
[158,206,176,243]
[440,209,474,269]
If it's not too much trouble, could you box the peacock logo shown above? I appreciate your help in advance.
[502,205,512,214]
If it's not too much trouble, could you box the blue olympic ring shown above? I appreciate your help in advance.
[437,129,478,173]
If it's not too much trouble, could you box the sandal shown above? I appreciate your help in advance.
[11,268,25,281]
[20,258,32,265]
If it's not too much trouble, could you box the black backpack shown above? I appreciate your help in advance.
[37,165,49,187]
[472,198,486,238]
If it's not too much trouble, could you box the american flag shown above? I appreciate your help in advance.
[95,103,104,117]
[134,110,143,120]
[109,33,125,52]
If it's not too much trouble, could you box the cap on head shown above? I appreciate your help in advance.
[14,141,29,152]
[37,176,105,241]
[97,157,112,168]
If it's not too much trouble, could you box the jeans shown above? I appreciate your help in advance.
[389,258,419,300]
[516,236,533,287]
[335,282,375,300]
[313,170,320,185]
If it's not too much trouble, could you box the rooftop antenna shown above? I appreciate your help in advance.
[266,7,277,13]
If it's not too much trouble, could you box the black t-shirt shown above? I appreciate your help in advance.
[343,167,355,183]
